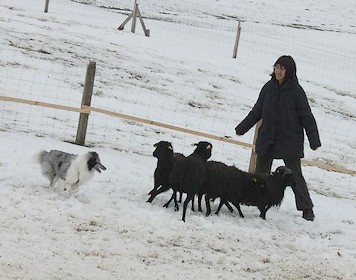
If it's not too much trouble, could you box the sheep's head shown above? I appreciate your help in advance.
[272,166,293,186]
[259,166,293,208]
[273,166,292,177]
[193,141,213,161]
[153,141,173,158]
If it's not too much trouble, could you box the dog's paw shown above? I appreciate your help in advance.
[74,193,90,204]
[57,191,71,200]
[53,185,67,193]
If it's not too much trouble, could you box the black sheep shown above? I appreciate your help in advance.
[241,166,292,219]
[164,141,212,222]
[204,161,245,218]
[205,163,292,219]
[147,141,184,203]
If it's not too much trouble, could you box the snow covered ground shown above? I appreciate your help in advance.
[0,0,355,279]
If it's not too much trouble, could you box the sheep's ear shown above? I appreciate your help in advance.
[153,142,159,147]
[168,144,173,151]
[192,143,198,146]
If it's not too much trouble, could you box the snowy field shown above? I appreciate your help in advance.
[0,0,356,279]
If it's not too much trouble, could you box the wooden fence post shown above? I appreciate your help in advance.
[137,7,150,36]
[76,61,96,146]
[233,21,241,59]
[118,0,150,36]
[44,0,50,13]
[131,0,138,33]
[248,120,262,173]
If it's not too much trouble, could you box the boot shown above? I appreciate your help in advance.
[302,209,315,221]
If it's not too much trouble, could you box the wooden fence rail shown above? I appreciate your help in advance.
[0,95,355,176]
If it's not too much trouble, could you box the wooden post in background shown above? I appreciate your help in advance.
[44,0,50,13]
[233,21,241,59]
[131,0,138,33]
[248,120,262,173]
[118,0,150,36]
[76,61,96,146]
[137,7,150,36]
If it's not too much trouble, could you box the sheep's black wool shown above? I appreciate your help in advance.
[147,141,184,203]
[204,162,292,219]
[165,141,212,222]
[242,166,292,219]
[204,161,246,218]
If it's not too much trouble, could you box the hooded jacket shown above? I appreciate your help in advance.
[235,60,321,158]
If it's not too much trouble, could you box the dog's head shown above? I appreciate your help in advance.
[87,152,106,173]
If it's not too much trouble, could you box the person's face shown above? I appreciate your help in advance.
[274,64,286,84]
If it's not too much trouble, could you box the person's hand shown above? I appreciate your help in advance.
[310,143,321,151]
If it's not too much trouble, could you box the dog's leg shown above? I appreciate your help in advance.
[69,182,80,194]
[50,175,60,188]
[56,178,68,191]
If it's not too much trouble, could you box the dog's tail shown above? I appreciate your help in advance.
[33,150,49,164]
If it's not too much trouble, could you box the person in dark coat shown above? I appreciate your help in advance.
[235,55,321,221]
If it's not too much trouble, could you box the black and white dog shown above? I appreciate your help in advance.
[36,150,106,192]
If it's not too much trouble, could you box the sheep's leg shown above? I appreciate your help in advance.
[147,186,167,203]
[191,194,203,211]
[215,198,233,214]
[173,192,179,211]
[182,194,193,222]
[147,185,160,195]
[259,205,271,220]
[163,191,176,210]
[197,193,203,212]
[147,190,158,203]
[225,201,234,213]
[191,195,195,211]
[231,201,244,218]
[178,192,183,203]
[148,180,161,195]
[259,208,266,219]
[215,199,225,215]
[205,195,211,217]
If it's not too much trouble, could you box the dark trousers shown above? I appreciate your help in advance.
[255,147,314,211]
